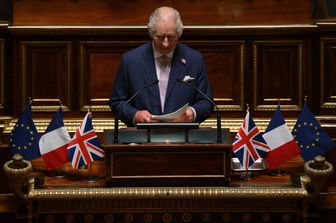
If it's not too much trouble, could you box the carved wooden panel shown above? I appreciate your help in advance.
[0,39,4,112]
[19,41,72,112]
[79,41,144,112]
[320,38,336,113]
[253,40,304,111]
[186,41,245,111]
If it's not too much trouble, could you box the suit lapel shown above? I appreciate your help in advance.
[165,46,186,103]
[141,43,160,101]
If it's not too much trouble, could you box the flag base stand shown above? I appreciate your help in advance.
[51,169,67,178]
[82,163,98,182]
[83,175,98,183]
[269,168,288,176]
[240,171,255,181]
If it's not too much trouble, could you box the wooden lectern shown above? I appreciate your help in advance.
[103,127,232,187]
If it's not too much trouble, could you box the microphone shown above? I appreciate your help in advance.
[113,79,159,144]
[177,78,222,143]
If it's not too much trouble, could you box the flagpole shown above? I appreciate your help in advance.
[83,162,98,183]
[82,106,98,183]
[238,104,256,181]
[51,99,68,178]
[269,99,288,176]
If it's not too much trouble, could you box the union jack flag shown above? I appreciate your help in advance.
[232,110,269,170]
[67,112,104,169]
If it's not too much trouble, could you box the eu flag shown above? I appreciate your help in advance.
[8,105,41,160]
[292,102,335,161]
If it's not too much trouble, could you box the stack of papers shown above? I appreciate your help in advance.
[151,103,189,122]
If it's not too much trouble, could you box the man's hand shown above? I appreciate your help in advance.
[173,107,194,122]
[134,110,157,123]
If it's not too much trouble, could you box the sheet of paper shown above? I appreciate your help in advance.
[151,103,189,121]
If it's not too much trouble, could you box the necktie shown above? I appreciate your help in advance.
[159,55,170,112]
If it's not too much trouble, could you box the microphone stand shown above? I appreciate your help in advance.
[177,79,222,143]
[113,80,159,144]
[113,114,119,144]
[215,107,222,143]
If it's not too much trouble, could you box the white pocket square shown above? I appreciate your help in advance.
[183,75,195,82]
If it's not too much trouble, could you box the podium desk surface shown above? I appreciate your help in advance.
[103,128,231,144]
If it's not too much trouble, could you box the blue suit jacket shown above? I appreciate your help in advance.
[109,42,213,127]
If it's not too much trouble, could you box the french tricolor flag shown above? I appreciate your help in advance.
[39,107,71,169]
[262,106,300,170]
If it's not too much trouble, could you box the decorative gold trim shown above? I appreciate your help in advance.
[254,104,301,111]
[264,98,293,102]
[3,116,336,134]
[216,105,244,111]
[90,98,109,102]
[321,102,336,108]
[214,98,234,102]
[31,105,70,112]
[82,105,111,112]
[28,178,308,200]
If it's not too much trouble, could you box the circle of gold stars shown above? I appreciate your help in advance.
[292,121,320,150]
[9,123,35,150]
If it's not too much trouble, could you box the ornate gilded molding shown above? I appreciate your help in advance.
[28,178,308,200]
[3,154,33,199]
[2,117,332,134]
[304,156,334,197]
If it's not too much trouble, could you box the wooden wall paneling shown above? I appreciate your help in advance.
[79,41,144,113]
[253,40,305,112]
[186,41,245,112]
[12,0,312,25]
[0,39,4,113]
[19,41,72,113]
[320,37,336,114]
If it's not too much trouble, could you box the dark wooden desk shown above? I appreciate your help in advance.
[104,143,232,187]
[103,128,232,187]
[23,127,309,223]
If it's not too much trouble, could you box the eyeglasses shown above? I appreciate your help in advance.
[154,34,178,42]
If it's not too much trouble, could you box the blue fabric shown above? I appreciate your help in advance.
[44,107,65,133]
[9,105,41,160]
[292,102,335,161]
[264,106,286,133]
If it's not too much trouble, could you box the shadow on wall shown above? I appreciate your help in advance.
[0,0,12,22]
[326,0,336,16]
[312,0,336,18]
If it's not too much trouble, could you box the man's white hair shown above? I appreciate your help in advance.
[147,7,183,38]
